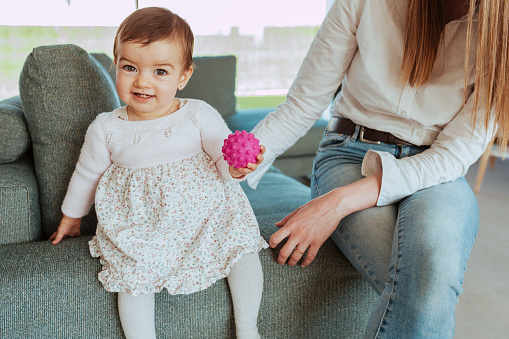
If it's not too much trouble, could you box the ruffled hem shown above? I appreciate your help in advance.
[90,238,268,296]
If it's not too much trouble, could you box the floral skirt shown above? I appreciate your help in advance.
[89,151,267,296]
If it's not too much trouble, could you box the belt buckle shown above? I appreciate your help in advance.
[359,126,380,144]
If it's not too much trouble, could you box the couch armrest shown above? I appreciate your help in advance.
[0,153,42,244]
[0,96,31,164]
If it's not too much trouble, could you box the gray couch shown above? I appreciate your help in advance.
[0,44,376,338]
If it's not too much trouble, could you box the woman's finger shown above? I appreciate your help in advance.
[269,226,292,249]
[275,237,301,265]
[286,245,308,266]
[275,206,303,227]
[301,244,320,267]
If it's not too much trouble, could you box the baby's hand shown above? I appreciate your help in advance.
[49,214,82,245]
[229,145,266,179]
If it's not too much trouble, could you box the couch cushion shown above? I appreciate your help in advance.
[0,154,42,244]
[240,168,310,217]
[0,219,377,338]
[19,44,120,239]
[90,53,127,107]
[90,53,116,81]
[178,55,236,118]
[0,96,31,164]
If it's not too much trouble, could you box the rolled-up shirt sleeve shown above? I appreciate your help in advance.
[362,92,495,206]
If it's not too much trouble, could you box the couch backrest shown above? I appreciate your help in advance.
[90,53,237,119]
[20,44,120,238]
[178,55,237,118]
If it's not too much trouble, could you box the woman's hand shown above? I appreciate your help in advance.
[269,189,347,267]
[229,145,266,179]
[49,214,82,245]
[269,173,382,267]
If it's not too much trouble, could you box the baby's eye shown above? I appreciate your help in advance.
[155,69,167,76]
[123,65,136,72]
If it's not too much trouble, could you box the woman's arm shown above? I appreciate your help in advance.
[269,172,382,267]
[248,0,366,188]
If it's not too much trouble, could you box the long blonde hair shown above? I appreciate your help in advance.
[401,0,509,147]
[401,0,445,88]
[466,0,509,147]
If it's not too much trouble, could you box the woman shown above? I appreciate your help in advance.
[248,0,508,337]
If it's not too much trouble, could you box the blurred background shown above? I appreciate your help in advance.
[0,0,335,110]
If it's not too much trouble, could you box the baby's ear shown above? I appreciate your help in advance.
[178,66,194,90]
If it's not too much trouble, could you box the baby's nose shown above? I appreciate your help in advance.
[134,72,150,87]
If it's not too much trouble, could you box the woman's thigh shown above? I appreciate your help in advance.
[365,177,479,338]
[394,176,479,300]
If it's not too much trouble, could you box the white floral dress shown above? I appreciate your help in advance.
[82,102,268,296]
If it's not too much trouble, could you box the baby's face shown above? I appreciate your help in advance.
[115,40,192,120]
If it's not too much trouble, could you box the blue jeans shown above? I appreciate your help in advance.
[310,127,479,338]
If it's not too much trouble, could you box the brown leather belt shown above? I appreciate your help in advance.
[326,117,413,146]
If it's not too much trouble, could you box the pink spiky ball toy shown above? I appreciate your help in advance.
[222,130,261,168]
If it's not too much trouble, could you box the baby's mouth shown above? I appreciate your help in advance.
[133,92,153,98]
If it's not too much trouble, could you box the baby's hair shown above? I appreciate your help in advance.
[113,7,194,70]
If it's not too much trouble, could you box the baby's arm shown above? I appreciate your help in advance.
[198,106,242,180]
[52,115,112,244]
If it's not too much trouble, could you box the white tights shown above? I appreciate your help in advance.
[118,292,156,339]
[118,252,264,339]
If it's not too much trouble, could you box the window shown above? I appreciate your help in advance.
[1,0,328,109]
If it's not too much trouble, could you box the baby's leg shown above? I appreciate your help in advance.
[118,292,157,339]
[227,252,264,339]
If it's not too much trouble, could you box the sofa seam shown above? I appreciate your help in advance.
[24,185,31,241]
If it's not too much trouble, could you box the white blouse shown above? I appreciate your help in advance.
[247,0,494,205]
